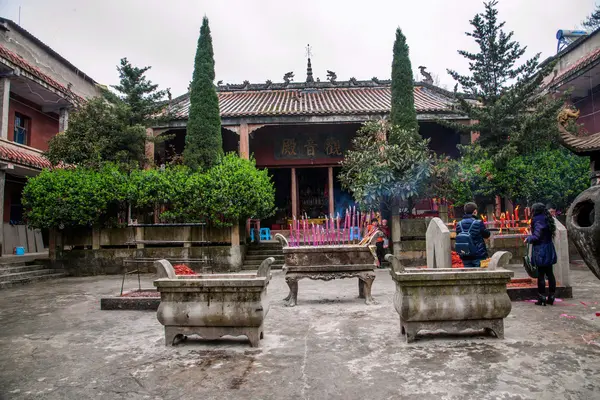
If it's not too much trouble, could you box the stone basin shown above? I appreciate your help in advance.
[386,252,514,343]
[153,258,274,347]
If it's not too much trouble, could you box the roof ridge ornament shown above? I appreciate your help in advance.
[306,44,314,84]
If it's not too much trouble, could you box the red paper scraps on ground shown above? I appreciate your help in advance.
[173,264,196,275]
[596,312,600,317]
[451,251,463,268]
[560,314,576,319]
[507,278,537,288]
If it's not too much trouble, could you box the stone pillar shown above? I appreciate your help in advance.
[291,167,298,217]
[426,217,451,268]
[229,224,242,270]
[183,226,192,248]
[495,196,502,218]
[0,170,4,255]
[92,227,100,250]
[239,123,249,160]
[328,167,334,217]
[145,128,155,169]
[0,78,10,140]
[391,205,402,259]
[554,218,571,288]
[59,108,69,132]
[438,204,448,223]
[504,198,514,215]
[49,228,63,261]
[485,204,495,221]
[135,227,145,249]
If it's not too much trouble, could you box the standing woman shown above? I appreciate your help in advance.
[526,203,557,306]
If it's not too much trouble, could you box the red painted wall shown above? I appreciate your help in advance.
[7,96,59,151]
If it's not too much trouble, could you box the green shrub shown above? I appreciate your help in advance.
[23,164,127,229]
[23,155,275,228]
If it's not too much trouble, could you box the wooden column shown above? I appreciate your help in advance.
[239,123,249,160]
[328,167,334,217]
[291,167,298,217]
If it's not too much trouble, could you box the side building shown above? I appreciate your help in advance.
[0,17,101,255]
[153,69,472,231]
[544,27,600,187]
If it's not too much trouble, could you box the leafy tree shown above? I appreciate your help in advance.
[202,154,275,226]
[445,0,563,165]
[111,57,170,126]
[46,98,147,169]
[46,58,170,169]
[434,146,589,210]
[582,4,600,30]
[499,149,589,210]
[23,164,127,229]
[184,16,223,170]
[390,27,419,141]
[339,121,431,211]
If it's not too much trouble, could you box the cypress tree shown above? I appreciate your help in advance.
[184,16,222,170]
[390,27,419,142]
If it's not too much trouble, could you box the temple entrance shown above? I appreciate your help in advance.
[297,167,329,219]
[265,168,291,230]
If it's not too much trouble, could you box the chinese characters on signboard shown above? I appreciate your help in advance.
[275,133,348,159]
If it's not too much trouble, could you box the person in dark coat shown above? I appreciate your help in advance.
[455,202,491,268]
[526,203,557,306]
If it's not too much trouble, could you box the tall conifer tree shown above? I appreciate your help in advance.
[184,16,222,170]
[390,27,419,142]
[445,0,562,164]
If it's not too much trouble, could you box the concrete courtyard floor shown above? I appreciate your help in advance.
[1,265,600,400]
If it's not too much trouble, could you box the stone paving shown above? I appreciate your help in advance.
[0,265,599,400]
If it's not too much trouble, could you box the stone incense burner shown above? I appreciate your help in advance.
[153,258,274,347]
[559,111,600,280]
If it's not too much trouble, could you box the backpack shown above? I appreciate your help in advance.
[455,220,479,257]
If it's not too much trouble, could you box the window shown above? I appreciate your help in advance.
[14,113,29,145]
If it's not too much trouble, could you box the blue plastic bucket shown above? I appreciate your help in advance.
[14,247,25,255]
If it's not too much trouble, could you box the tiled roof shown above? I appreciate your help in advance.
[550,47,600,87]
[559,122,600,154]
[0,142,52,170]
[0,44,85,104]
[168,82,458,119]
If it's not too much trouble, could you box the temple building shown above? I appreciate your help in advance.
[544,27,600,186]
[153,60,471,231]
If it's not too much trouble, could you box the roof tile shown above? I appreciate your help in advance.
[0,44,84,104]
[0,142,51,170]
[168,84,456,119]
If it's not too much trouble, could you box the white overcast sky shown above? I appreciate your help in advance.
[0,0,595,96]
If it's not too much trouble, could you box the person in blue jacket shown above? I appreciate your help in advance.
[456,202,491,268]
[526,203,557,306]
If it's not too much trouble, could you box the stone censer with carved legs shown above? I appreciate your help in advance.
[275,234,377,306]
